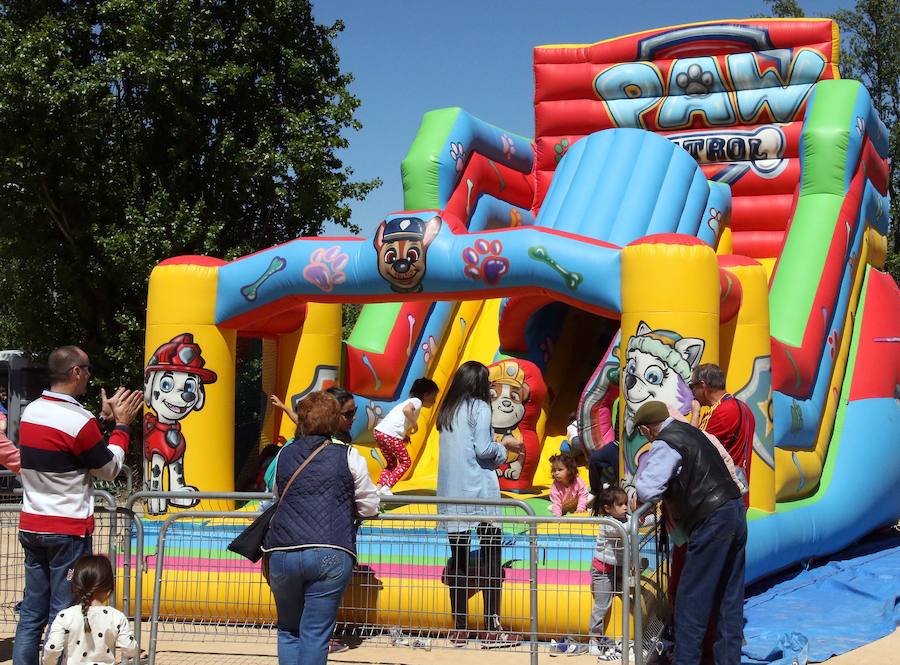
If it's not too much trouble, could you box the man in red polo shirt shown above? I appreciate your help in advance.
[691,363,755,498]
[13,345,142,665]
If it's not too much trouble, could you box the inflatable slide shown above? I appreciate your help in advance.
[139,18,898,633]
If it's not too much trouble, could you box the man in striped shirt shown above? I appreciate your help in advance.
[13,346,142,665]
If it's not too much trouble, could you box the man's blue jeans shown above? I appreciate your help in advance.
[268,548,353,665]
[673,498,747,665]
[13,531,92,665]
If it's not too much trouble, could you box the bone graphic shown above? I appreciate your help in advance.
[361,353,382,391]
[240,256,287,301]
[405,313,416,356]
[527,245,583,291]
[465,178,474,217]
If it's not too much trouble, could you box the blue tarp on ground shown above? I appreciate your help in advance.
[742,529,900,664]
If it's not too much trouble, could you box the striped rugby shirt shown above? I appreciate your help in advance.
[18,391,129,535]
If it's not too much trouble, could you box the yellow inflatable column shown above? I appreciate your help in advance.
[144,260,236,514]
[619,239,720,476]
[718,258,775,513]
[275,303,342,443]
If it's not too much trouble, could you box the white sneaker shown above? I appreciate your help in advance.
[377,486,394,496]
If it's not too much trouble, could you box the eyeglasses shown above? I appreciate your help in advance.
[340,408,357,419]
[69,364,93,374]
[689,381,702,390]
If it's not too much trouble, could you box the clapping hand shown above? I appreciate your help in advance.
[100,387,130,421]
[111,389,144,426]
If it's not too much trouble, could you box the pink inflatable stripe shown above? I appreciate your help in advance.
[121,555,593,586]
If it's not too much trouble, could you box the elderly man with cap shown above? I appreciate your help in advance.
[632,400,746,665]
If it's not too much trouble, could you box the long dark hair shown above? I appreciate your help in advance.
[436,361,490,432]
[71,555,114,633]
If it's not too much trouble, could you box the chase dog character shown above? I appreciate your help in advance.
[373,215,441,293]
[143,333,217,514]
[622,321,704,471]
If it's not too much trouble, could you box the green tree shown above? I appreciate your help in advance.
[759,0,806,17]
[832,0,900,265]
[0,1,379,387]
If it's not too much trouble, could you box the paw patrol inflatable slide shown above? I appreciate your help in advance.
[140,18,898,631]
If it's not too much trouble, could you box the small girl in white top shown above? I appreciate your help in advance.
[43,555,138,665]
[373,377,439,494]
[589,486,629,660]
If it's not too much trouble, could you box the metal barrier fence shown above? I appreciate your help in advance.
[0,488,123,635]
[0,487,670,665]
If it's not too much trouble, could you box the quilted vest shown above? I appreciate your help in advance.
[262,435,357,557]
[658,420,741,536]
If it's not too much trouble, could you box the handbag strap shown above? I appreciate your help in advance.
[273,439,329,515]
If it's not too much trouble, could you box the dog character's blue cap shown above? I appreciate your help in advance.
[382,216,425,241]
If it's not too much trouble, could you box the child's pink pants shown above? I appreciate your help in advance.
[374,431,411,487]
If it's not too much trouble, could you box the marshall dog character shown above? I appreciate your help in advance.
[488,359,546,491]
[622,321,705,473]
[373,215,441,293]
[143,333,217,514]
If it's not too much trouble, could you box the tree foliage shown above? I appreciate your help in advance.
[832,0,900,260]
[0,0,379,386]
[759,0,806,17]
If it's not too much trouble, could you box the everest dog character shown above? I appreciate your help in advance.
[489,360,530,480]
[622,321,704,470]
[143,333,217,515]
[373,215,441,293]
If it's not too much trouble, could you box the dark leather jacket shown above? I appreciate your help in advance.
[658,419,741,536]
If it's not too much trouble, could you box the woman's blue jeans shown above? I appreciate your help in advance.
[268,547,354,665]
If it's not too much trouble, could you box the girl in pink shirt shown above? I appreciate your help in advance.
[549,453,589,516]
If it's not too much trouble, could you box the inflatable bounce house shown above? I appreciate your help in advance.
[140,18,899,637]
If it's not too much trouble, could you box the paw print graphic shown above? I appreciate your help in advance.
[707,208,723,234]
[509,208,523,228]
[501,134,516,161]
[365,402,384,432]
[827,330,839,360]
[450,141,466,173]
[462,239,510,286]
[302,246,348,292]
[421,335,437,365]
[554,138,570,163]
[539,336,555,364]
[676,64,714,96]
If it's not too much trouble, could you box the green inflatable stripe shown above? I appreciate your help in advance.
[775,266,869,514]
[346,302,403,353]
[401,107,462,210]
[769,81,859,346]
[346,110,462,353]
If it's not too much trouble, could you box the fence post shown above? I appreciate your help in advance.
[528,519,539,665]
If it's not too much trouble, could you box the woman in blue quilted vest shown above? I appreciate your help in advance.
[437,361,524,649]
[262,391,379,665]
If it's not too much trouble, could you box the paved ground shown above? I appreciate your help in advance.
[1,628,898,664]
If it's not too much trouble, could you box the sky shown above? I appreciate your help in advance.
[312,0,848,237]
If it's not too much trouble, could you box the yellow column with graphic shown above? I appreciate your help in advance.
[717,259,775,513]
[275,303,342,443]
[144,260,236,515]
[619,239,720,477]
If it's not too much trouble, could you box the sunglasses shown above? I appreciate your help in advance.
[340,408,357,419]
[69,363,93,374]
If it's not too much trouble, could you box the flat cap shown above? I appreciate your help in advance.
[633,401,670,428]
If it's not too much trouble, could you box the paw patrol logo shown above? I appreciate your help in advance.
[667,125,787,182]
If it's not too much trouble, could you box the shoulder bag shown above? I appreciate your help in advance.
[227,439,329,562]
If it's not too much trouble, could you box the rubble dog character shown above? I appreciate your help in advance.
[143,333,217,515]
[373,215,441,293]
[622,321,704,469]
[489,360,530,480]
